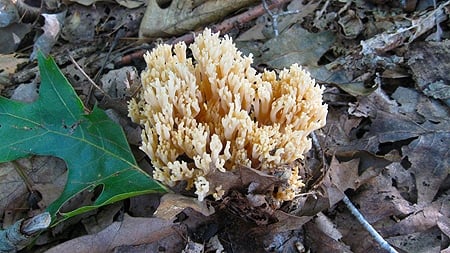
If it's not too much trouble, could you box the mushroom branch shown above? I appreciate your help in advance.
[128,29,327,201]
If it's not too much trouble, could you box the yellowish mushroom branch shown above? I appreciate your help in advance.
[128,29,327,202]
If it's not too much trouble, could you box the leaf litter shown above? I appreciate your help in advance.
[0,0,449,252]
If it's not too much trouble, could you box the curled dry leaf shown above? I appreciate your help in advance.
[45,214,183,253]
[154,193,215,221]
[31,11,67,60]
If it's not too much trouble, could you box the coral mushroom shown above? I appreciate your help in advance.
[128,29,327,201]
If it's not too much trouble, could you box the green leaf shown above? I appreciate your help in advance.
[0,52,166,223]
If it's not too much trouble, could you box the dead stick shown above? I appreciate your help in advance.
[67,52,110,99]
[117,0,293,66]
[342,196,399,253]
[310,132,398,252]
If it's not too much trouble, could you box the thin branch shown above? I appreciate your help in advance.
[67,52,110,99]
[262,0,300,36]
[342,195,399,253]
[310,132,397,252]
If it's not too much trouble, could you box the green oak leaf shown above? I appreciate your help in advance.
[0,52,166,223]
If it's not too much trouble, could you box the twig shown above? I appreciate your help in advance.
[310,131,324,163]
[0,212,51,253]
[261,0,300,36]
[309,132,397,252]
[314,0,330,24]
[117,0,294,66]
[433,0,443,41]
[94,28,127,83]
[67,52,110,99]
[342,196,399,253]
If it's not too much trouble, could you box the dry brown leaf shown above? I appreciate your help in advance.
[257,24,336,69]
[328,156,360,194]
[239,165,282,193]
[380,204,442,237]
[0,162,27,219]
[315,152,388,209]
[154,193,215,220]
[0,54,28,84]
[407,40,450,105]
[45,214,183,253]
[32,183,64,210]
[438,217,450,239]
[266,210,312,234]
[0,23,32,54]
[386,227,442,253]
[353,173,415,224]
[304,218,352,253]
[31,11,66,60]
[403,132,449,205]
[81,202,123,234]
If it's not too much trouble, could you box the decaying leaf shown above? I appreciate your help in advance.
[31,11,67,60]
[403,133,449,205]
[407,40,450,105]
[0,162,27,219]
[257,24,336,69]
[304,217,352,253]
[45,214,184,253]
[0,23,32,54]
[61,7,99,43]
[0,0,19,27]
[386,227,442,253]
[154,193,215,220]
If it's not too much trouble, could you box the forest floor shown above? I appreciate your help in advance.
[0,0,449,252]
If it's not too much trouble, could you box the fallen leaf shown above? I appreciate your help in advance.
[304,217,352,253]
[360,1,449,55]
[257,24,336,69]
[31,11,67,60]
[154,193,215,220]
[352,173,415,224]
[0,23,32,54]
[0,0,19,27]
[0,54,28,81]
[403,133,449,205]
[328,156,360,194]
[407,40,450,105]
[66,0,145,8]
[44,214,183,253]
[265,210,312,234]
[386,227,442,253]
[0,162,27,218]
[61,7,99,43]
[380,204,442,237]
